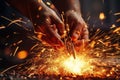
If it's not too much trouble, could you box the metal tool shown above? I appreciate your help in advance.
[65,37,76,59]
[64,24,76,59]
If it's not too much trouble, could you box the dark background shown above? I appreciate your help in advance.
[81,0,120,29]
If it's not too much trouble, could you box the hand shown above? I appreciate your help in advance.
[33,3,65,48]
[65,10,89,51]
[6,0,65,48]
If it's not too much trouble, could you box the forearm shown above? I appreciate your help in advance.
[51,0,81,14]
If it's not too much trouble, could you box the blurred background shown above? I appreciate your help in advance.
[0,0,120,68]
[81,0,120,29]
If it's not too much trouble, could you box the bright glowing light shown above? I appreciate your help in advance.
[17,50,28,59]
[60,55,93,75]
[46,2,51,6]
[63,57,84,74]
[99,12,105,20]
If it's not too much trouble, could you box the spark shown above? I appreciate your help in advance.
[0,10,120,79]
[1,16,21,27]
[17,40,23,44]
[99,12,106,20]
[8,19,26,27]
[61,56,92,75]
[46,2,51,6]
[13,46,19,56]
[41,48,46,53]
[90,41,96,48]
[1,16,29,31]
[10,21,119,78]
[113,27,120,33]
[30,43,39,51]
[114,12,120,16]
[0,65,17,74]
[110,24,116,29]
[0,26,5,29]
[90,29,101,40]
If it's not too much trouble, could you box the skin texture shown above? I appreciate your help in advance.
[6,0,89,49]
[6,0,65,48]
[51,0,89,41]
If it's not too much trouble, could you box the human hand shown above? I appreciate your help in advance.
[32,2,65,48]
[6,0,65,48]
[65,10,89,50]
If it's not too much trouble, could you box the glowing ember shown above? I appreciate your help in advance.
[17,50,28,59]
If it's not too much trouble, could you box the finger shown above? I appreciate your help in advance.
[74,39,89,51]
[71,23,82,42]
[81,25,89,40]
[66,14,82,41]
[51,14,65,37]
[39,24,64,47]
[35,16,64,48]
[73,25,89,51]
